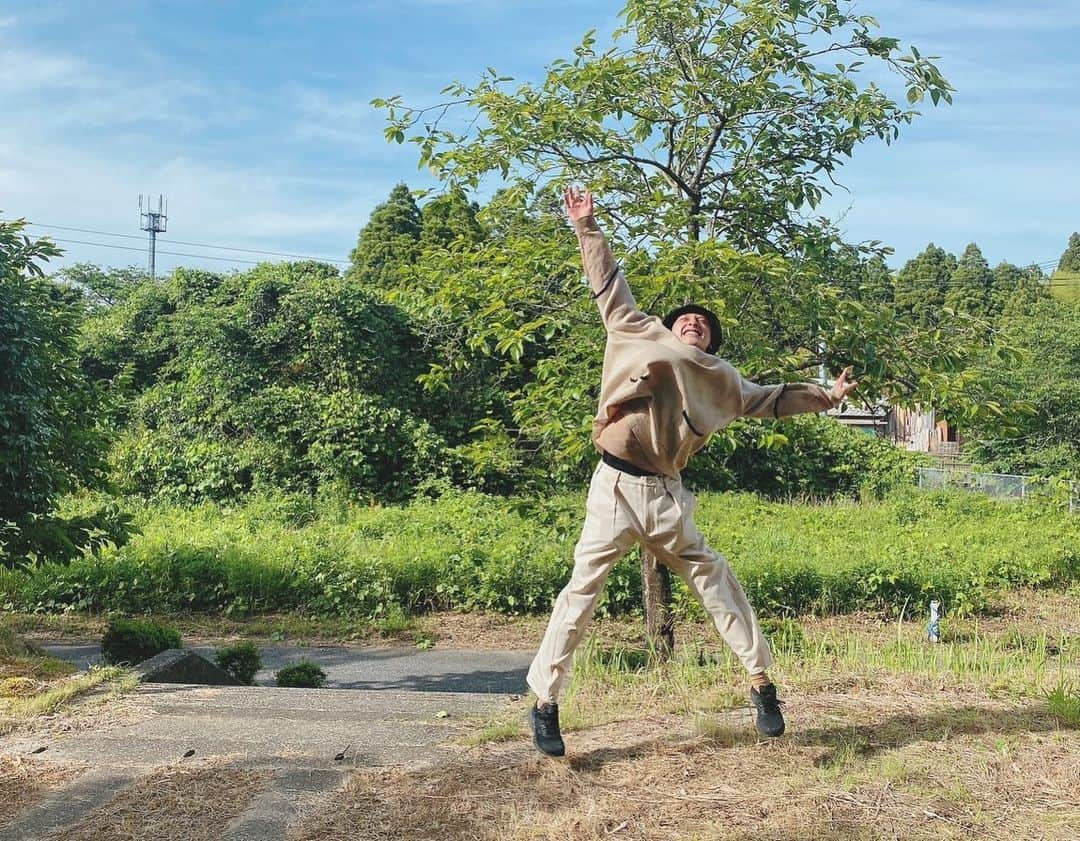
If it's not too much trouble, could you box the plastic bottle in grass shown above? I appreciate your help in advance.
[927,600,941,643]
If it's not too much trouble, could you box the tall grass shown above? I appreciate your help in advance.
[1,487,1075,621]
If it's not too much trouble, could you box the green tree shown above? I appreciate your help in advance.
[1,219,111,566]
[346,183,422,289]
[860,255,895,304]
[374,0,1015,483]
[965,298,1080,477]
[380,0,952,253]
[1057,232,1080,272]
[344,186,517,481]
[419,187,484,252]
[82,259,448,503]
[944,243,992,316]
[56,262,149,309]
[990,261,1047,317]
[1051,232,1080,304]
[831,253,893,303]
[893,243,956,324]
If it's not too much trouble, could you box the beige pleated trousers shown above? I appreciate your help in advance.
[527,460,774,704]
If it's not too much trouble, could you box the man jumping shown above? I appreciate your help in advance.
[527,187,858,757]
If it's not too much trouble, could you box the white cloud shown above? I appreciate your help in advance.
[3,0,1074,278]
[2,132,398,272]
[287,84,388,145]
[0,39,252,135]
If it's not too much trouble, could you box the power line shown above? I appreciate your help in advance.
[48,235,1080,292]
[48,237,267,266]
[24,220,1079,285]
[26,220,1069,273]
[25,221,350,265]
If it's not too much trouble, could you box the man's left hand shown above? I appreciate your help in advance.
[830,366,858,404]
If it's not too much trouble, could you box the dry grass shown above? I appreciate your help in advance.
[0,755,82,828]
[0,626,77,683]
[7,607,550,650]
[0,625,131,735]
[2,590,1076,839]
[0,666,130,735]
[53,765,270,841]
[293,591,1078,841]
[293,690,1080,841]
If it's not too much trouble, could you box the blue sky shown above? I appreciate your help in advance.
[1,0,1077,276]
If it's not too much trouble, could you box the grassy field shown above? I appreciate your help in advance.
[2,488,1077,623]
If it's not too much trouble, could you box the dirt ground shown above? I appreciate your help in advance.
[292,688,1080,841]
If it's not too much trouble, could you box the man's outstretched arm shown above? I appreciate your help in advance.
[565,187,651,334]
[739,366,859,419]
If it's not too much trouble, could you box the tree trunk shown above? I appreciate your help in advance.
[641,549,675,661]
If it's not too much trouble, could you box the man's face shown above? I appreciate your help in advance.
[672,312,711,352]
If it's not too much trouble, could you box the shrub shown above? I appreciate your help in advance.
[101,617,181,665]
[214,641,262,685]
[275,660,326,688]
[687,414,924,500]
[1,221,110,570]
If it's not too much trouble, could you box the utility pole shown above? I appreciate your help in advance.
[139,194,168,280]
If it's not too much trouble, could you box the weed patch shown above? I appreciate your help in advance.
[214,641,262,685]
[276,660,326,688]
[0,666,126,733]
[1,488,1076,622]
[1046,678,1080,727]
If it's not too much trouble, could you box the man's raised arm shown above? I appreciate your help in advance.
[565,187,651,334]
[739,366,859,419]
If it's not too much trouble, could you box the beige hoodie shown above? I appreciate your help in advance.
[574,215,839,478]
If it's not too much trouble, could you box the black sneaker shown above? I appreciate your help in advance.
[530,702,565,757]
[750,684,786,737]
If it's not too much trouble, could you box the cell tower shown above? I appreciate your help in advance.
[139,194,168,280]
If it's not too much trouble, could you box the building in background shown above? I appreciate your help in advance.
[828,401,962,457]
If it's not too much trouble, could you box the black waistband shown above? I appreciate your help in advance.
[601,450,659,477]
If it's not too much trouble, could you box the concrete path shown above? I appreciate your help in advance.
[8,682,511,770]
[42,642,533,694]
[3,643,536,839]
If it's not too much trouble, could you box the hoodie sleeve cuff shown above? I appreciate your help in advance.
[571,215,601,236]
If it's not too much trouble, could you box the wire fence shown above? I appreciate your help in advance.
[917,467,1079,513]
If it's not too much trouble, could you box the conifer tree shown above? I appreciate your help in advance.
[944,243,992,316]
[862,255,894,304]
[988,261,1049,316]
[1051,232,1080,304]
[1057,232,1080,272]
[999,264,1049,317]
[419,187,484,251]
[347,183,422,289]
[893,244,956,324]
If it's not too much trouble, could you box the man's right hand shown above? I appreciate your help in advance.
[564,186,594,222]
